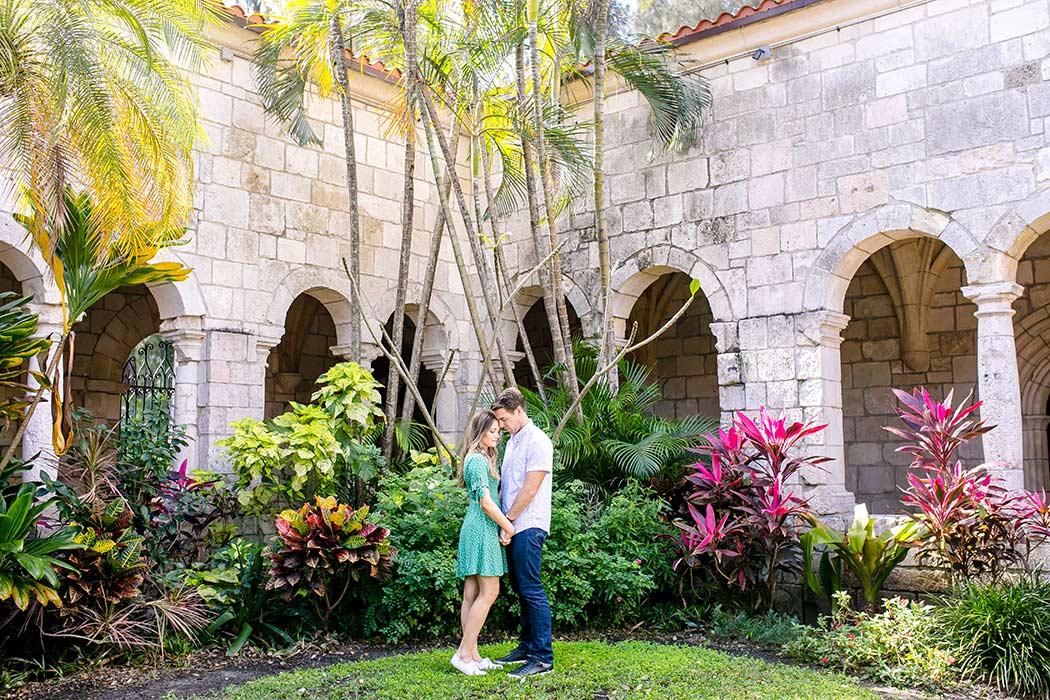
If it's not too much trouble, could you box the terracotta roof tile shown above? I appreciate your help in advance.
[657,0,821,46]
[221,4,400,81]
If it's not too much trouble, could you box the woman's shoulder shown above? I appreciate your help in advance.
[465,452,488,468]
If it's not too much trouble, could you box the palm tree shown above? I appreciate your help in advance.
[0,0,217,260]
[253,0,363,362]
[5,190,191,465]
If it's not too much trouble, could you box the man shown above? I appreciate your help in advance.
[491,387,554,679]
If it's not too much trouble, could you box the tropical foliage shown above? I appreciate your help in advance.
[802,504,921,612]
[0,0,217,250]
[670,409,826,610]
[889,388,1050,582]
[11,190,192,457]
[0,483,79,610]
[219,362,385,512]
[267,497,396,628]
[524,342,717,490]
[0,293,51,424]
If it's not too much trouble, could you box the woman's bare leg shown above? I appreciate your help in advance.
[460,576,479,640]
[457,576,500,663]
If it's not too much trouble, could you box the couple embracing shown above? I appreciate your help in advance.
[451,388,554,680]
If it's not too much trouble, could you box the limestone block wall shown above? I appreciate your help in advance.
[518,0,1050,516]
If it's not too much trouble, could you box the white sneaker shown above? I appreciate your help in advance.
[451,654,486,676]
[477,657,502,670]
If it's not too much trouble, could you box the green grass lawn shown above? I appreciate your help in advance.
[185,641,879,700]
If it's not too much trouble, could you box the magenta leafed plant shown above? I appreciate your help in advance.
[267,496,396,629]
[671,408,828,610]
[889,388,1050,582]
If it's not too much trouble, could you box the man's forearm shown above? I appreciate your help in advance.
[505,487,539,521]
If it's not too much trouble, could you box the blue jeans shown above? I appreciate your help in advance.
[506,527,553,665]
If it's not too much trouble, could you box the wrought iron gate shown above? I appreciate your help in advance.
[120,335,175,430]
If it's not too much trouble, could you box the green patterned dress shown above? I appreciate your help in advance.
[455,453,508,578]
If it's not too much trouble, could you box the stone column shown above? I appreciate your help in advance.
[423,349,460,437]
[797,310,855,517]
[22,312,63,481]
[961,281,1025,491]
[160,316,204,468]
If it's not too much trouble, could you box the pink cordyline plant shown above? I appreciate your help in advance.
[889,388,1049,582]
[671,408,828,610]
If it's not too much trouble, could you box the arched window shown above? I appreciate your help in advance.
[120,333,174,430]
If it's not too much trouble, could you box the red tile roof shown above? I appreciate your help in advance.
[222,4,400,82]
[657,0,823,46]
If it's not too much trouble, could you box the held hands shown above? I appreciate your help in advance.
[500,524,515,546]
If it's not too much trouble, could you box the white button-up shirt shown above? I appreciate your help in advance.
[500,419,553,534]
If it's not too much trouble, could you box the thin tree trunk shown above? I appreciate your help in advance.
[332,16,361,362]
[417,89,499,393]
[525,4,580,406]
[400,119,461,426]
[479,143,546,399]
[592,0,616,391]
[467,130,517,386]
[382,0,418,462]
[513,39,564,388]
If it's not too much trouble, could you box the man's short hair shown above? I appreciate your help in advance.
[491,387,526,412]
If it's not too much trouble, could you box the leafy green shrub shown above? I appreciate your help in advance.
[0,483,80,610]
[937,577,1050,699]
[183,538,297,654]
[366,466,675,641]
[220,362,384,514]
[787,591,957,691]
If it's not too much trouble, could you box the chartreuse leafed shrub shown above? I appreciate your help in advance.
[365,459,675,642]
[219,362,385,514]
[937,577,1050,699]
[787,591,958,691]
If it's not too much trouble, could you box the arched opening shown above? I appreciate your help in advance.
[265,293,341,419]
[1014,228,1050,491]
[838,238,978,513]
[512,298,581,391]
[370,310,439,443]
[625,271,719,420]
[70,284,163,425]
[0,261,25,450]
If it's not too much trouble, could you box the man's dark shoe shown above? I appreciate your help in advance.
[494,649,530,665]
[508,659,553,680]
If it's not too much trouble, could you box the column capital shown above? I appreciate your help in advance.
[960,281,1024,314]
[161,317,205,363]
[253,331,283,364]
[422,349,458,379]
[798,310,851,347]
[331,341,384,369]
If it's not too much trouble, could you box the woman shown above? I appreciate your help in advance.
[452,409,516,676]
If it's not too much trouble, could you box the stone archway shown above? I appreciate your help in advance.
[838,239,978,512]
[511,293,582,392]
[265,293,341,419]
[1013,228,1050,491]
[70,285,163,424]
[625,270,720,421]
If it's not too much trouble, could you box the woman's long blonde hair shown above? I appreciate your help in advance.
[457,409,500,486]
